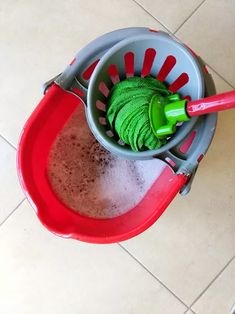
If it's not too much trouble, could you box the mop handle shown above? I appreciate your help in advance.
[186,90,235,117]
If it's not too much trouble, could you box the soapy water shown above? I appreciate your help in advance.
[47,107,166,219]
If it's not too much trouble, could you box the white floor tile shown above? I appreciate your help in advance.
[176,0,235,87]
[136,0,204,33]
[193,258,235,314]
[0,201,186,314]
[206,67,233,94]
[0,0,166,147]
[1,1,235,313]
[0,137,24,224]
[122,71,235,305]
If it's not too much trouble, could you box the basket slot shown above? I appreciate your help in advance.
[168,72,189,93]
[197,154,204,162]
[98,117,107,125]
[106,130,114,137]
[98,81,110,97]
[96,100,106,112]
[165,157,176,167]
[156,55,176,82]
[149,28,159,33]
[179,130,196,154]
[70,87,85,97]
[124,51,135,78]
[108,64,120,84]
[141,48,156,77]
[82,59,100,80]
[117,139,125,146]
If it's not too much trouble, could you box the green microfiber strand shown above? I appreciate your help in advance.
[108,90,153,128]
[109,76,170,96]
[107,76,171,151]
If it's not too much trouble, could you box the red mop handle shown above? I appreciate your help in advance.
[187,90,235,117]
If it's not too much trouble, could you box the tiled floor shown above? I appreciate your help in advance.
[0,0,234,313]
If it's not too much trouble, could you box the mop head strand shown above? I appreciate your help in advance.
[107,76,172,151]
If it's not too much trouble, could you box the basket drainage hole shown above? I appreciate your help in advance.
[71,87,84,97]
[82,59,100,80]
[165,157,176,167]
[168,72,189,93]
[99,117,107,125]
[156,55,176,82]
[197,154,204,162]
[141,48,156,77]
[108,64,120,84]
[99,81,110,97]
[179,130,196,154]
[117,139,125,146]
[106,130,114,138]
[96,100,106,112]
[149,28,159,33]
[124,51,135,78]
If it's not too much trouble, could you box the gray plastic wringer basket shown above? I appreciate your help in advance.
[44,27,217,194]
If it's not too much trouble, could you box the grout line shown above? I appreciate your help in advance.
[173,0,207,34]
[131,0,173,34]
[0,198,26,228]
[189,255,235,310]
[0,134,17,150]
[118,243,189,309]
[170,35,235,90]
[204,64,235,89]
[184,308,196,314]
[132,0,235,89]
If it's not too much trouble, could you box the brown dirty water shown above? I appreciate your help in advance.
[47,107,166,219]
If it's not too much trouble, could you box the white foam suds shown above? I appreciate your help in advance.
[47,108,166,218]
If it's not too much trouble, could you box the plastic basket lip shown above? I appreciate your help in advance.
[17,84,187,244]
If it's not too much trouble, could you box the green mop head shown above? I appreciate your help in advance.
[107,76,189,152]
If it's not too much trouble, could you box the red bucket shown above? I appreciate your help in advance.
[17,84,187,244]
[17,28,216,244]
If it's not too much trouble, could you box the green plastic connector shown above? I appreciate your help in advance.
[149,95,190,139]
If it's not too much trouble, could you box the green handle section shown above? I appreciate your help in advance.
[149,97,190,138]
